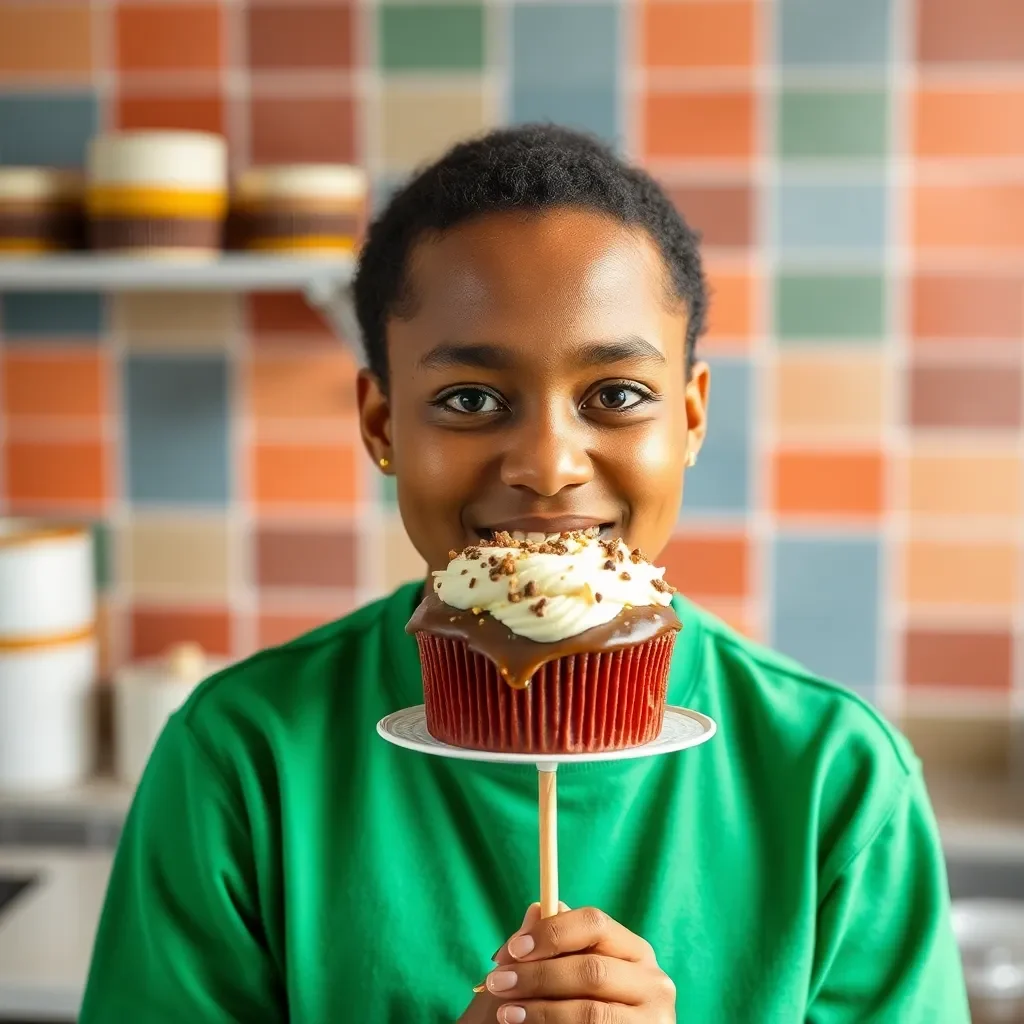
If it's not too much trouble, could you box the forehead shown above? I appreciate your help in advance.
[392,208,679,348]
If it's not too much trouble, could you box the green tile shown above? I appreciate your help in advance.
[380,3,485,71]
[380,472,399,508]
[778,89,888,160]
[775,273,885,340]
[91,521,112,591]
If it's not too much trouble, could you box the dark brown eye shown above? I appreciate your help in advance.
[591,385,644,411]
[443,388,501,414]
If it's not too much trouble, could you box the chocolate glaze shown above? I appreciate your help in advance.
[407,593,681,689]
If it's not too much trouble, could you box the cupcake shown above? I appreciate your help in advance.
[407,529,680,754]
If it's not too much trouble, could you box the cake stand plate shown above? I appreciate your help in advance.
[376,704,716,768]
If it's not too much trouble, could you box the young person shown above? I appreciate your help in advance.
[80,125,969,1023]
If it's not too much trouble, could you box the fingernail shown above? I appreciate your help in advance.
[501,1008,527,1024]
[490,946,503,962]
[487,970,518,993]
[558,901,571,911]
[507,934,535,960]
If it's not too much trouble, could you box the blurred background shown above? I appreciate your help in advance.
[0,0,1022,1020]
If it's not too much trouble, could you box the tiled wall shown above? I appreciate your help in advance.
[1,0,1023,717]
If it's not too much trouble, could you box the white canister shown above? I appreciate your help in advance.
[0,521,95,640]
[0,633,97,791]
[114,643,224,786]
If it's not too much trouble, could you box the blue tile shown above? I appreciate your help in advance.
[124,356,230,506]
[771,535,880,694]
[779,0,891,67]
[1,293,104,340]
[683,358,751,514]
[0,93,99,167]
[776,179,888,254]
[511,3,619,143]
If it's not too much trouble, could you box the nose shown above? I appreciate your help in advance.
[499,405,594,496]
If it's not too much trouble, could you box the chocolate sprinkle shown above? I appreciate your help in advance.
[620,571,631,581]
[468,577,477,588]
[523,581,538,598]
[595,592,603,602]
[531,598,547,616]
[603,560,615,571]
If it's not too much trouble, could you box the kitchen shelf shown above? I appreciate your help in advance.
[0,254,359,341]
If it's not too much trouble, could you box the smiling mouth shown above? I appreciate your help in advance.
[474,519,618,543]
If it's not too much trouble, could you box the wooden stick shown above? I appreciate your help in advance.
[538,766,559,919]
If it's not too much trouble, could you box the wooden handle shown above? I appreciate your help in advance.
[538,768,558,919]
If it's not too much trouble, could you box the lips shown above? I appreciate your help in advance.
[473,517,617,543]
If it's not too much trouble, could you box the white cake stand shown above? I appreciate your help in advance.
[377,704,716,918]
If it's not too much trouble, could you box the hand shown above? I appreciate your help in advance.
[484,904,676,1023]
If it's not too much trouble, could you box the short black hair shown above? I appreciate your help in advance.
[353,123,707,385]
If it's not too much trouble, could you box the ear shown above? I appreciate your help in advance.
[357,369,393,471]
[685,360,710,459]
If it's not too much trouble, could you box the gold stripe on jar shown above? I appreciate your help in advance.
[0,625,95,652]
[86,186,228,220]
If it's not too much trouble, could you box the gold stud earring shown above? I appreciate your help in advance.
[378,457,390,471]
[685,451,697,468]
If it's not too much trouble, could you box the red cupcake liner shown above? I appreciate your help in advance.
[416,632,677,753]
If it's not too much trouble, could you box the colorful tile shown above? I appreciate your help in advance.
[775,179,887,253]
[130,605,233,659]
[116,3,224,73]
[513,87,619,146]
[123,516,231,599]
[915,88,1024,159]
[257,605,352,648]
[4,439,107,509]
[2,349,106,419]
[910,274,1023,343]
[773,450,885,518]
[251,442,360,508]
[906,451,1021,520]
[684,357,751,513]
[124,355,230,505]
[114,292,237,351]
[904,628,1013,690]
[909,362,1022,430]
[247,3,354,71]
[255,526,357,589]
[774,352,885,440]
[380,3,485,71]
[0,293,104,341]
[641,2,757,69]
[380,84,491,171]
[250,95,356,165]
[248,351,359,422]
[704,267,754,344]
[660,532,749,599]
[249,294,334,345]
[917,0,1024,63]
[772,535,880,692]
[903,540,1018,609]
[779,0,890,67]
[116,93,226,136]
[775,273,885,341]
[665,184,753,248]
[644,91,755,159]
[0,92,98,166]
[778,89,888,160]
[381,516,426,590]
[914,184,1024,251]
[0,3,94,79]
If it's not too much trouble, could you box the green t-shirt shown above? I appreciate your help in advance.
[80,584,969,1022]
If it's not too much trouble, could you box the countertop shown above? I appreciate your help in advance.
[0,847,110,1021]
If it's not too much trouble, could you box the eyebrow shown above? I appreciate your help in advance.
[418,335,666,372]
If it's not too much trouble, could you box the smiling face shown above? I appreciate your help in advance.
[357,208,710,575]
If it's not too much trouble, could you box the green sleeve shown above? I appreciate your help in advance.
[79,714,285,1023]
[808,768,970,1023]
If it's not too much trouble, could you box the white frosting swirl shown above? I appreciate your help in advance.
[431,532,674,643]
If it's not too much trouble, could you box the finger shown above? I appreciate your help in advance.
[507,907,656,965]
[485,955,654,1005]
[493,901,568,965]
[496,1000,634,1024]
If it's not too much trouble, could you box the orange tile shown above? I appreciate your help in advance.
[130,605,232,659]
[906,451,1021,519]
[257,606,354,648]
[642,2,756,68]
[248,293,334,344]
[693,597,756,639]
[774,450,884,517]
[915,88,1024,158]
[251,443,360,507]
[117,3,223,72]
[250,95,356,164]
[660,533,748,598]
[116,94,225,135]
[644,91,754,159]
[911,274,1023,341]
[249,351,358,421]
[774,354,885,439]
[3,350,105,419]
[5,439,107,507]
[903,540,1017,608]
[0,3,93,78]
[704,266,753,343]
[914,184,1024,250]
